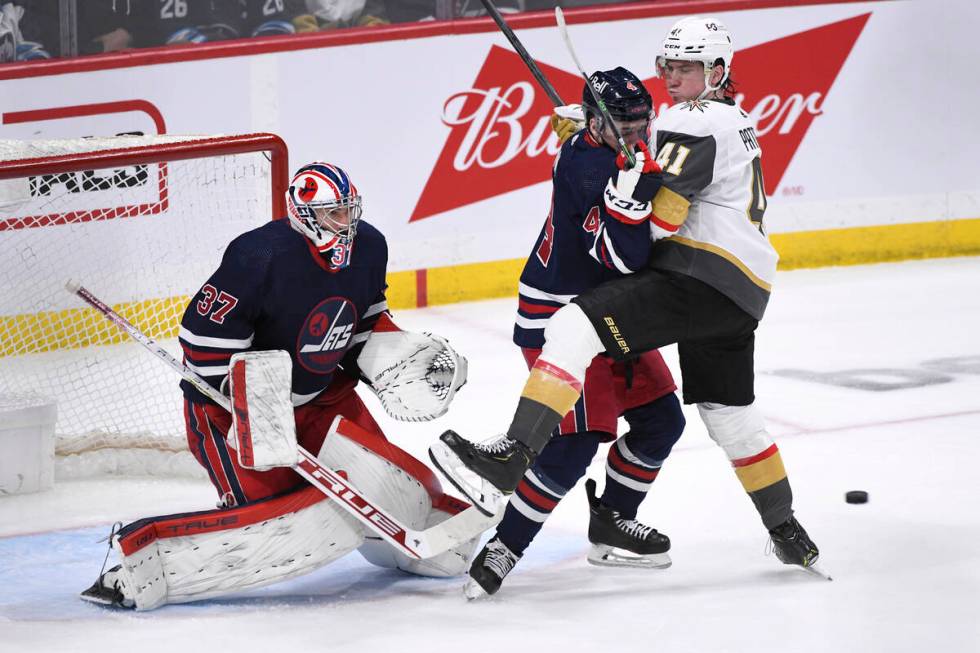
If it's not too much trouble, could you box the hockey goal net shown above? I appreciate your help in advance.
[0,133,288,478]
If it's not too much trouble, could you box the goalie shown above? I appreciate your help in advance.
[80,161,475,610]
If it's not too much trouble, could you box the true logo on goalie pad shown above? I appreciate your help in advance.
[297,296,359,373]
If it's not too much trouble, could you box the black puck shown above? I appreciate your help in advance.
[845,490,869,504]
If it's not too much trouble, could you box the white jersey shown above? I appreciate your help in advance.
[648,98,777,320]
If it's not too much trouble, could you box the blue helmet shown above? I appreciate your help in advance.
[285,162,362,267]
[582,67,653,128]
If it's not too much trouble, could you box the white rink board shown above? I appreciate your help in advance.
[1,1,978,274]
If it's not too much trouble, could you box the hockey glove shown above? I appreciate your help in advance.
[603,140,663,224]
[357,316,468,422]
[550,104,586,144]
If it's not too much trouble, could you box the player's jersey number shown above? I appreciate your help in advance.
[655,142,691,176]
[160,0,188,19]
[747,156,767,230]
[536,197,556,267]
[263,0,285,15]
[196,284,239,324]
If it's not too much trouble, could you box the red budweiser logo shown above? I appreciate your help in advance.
[411,13,870,222]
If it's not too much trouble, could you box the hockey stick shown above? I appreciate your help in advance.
[64,280,501,560]
[479,0,564,107]
[554,7,636,168]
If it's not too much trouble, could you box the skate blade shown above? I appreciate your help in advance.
[463,578,490,601]
[587,544,672,570]
[428,440,505,517]
[79,584,129,608]
[803,561,833,581]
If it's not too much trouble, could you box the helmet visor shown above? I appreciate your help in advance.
[309,195,362,242]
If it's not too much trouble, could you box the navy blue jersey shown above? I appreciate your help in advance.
[514,131,653,349]
[179,218,388,405]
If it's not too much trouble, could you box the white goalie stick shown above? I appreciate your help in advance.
[554,7,637,169]
[65,280,502,560]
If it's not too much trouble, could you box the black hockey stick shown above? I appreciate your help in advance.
[479,0,564,107]
[554,7,636,168]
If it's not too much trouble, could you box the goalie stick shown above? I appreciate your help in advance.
[478,0,564,107]
[554,7,637,169]
[64,280,501,560]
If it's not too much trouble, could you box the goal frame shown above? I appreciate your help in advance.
[0,132,290,476]
[0,133,289,229]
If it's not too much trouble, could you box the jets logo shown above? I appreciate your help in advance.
[297,297,359,374]
[298,176,318,202]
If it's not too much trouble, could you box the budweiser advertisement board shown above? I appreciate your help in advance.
[1,0,978,277]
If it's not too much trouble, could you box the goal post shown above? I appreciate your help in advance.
[0,133,289,478]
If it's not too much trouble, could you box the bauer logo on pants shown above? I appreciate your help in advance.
[297,297,359,374]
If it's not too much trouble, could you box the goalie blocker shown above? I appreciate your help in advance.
[81,416,481,610]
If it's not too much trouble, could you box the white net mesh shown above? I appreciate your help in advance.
[0,135,284,478]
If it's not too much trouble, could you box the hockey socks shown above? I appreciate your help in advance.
[508,359,583,454]
[600,436,665,520]
[497,468,571,555]
[697,402,794,530]
[731,443,794,529]
[495,433,602,556]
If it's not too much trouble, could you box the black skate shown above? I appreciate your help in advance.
[585,479,671,569]
[768,516,831,580]
[429,431,536,516]
[464,537,522,600]
[79,565,134,609]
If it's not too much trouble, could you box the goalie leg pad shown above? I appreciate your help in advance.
[109,486,364,610]
[319,416,482,577]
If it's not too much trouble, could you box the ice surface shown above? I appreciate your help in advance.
[1,258,978,652]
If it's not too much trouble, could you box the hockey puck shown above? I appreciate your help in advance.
[845,490,869,504]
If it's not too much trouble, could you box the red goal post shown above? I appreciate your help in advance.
[0,133,289,478]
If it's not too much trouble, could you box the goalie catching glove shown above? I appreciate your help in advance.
[357,314,467,422]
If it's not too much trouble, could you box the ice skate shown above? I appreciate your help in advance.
[768,516,831,580]
[463,537,522,600]
[429,431,534,516]
[584,479,671,569]
[79,564,134,609]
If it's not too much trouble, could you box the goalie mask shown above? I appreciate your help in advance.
[656,16,734,98]
[286,162,362,267]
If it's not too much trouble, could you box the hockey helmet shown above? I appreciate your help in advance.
[656,16,734,95]
[285,162,362,264]
[581,67,653,135]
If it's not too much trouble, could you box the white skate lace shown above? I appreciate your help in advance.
[615,515,656,541]
[476,435,513,455]
[483,540,518,579]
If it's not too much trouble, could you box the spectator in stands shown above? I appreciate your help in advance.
[292,0,387,31]
[10,0,56,58]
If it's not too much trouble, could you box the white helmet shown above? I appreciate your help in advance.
[285,162,362,267]
[656,16,734,97]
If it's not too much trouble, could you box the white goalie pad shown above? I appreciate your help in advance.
[229,350,298,470]
[109,486,364,610]
[357,323,468,422]
[318,416,483,577]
